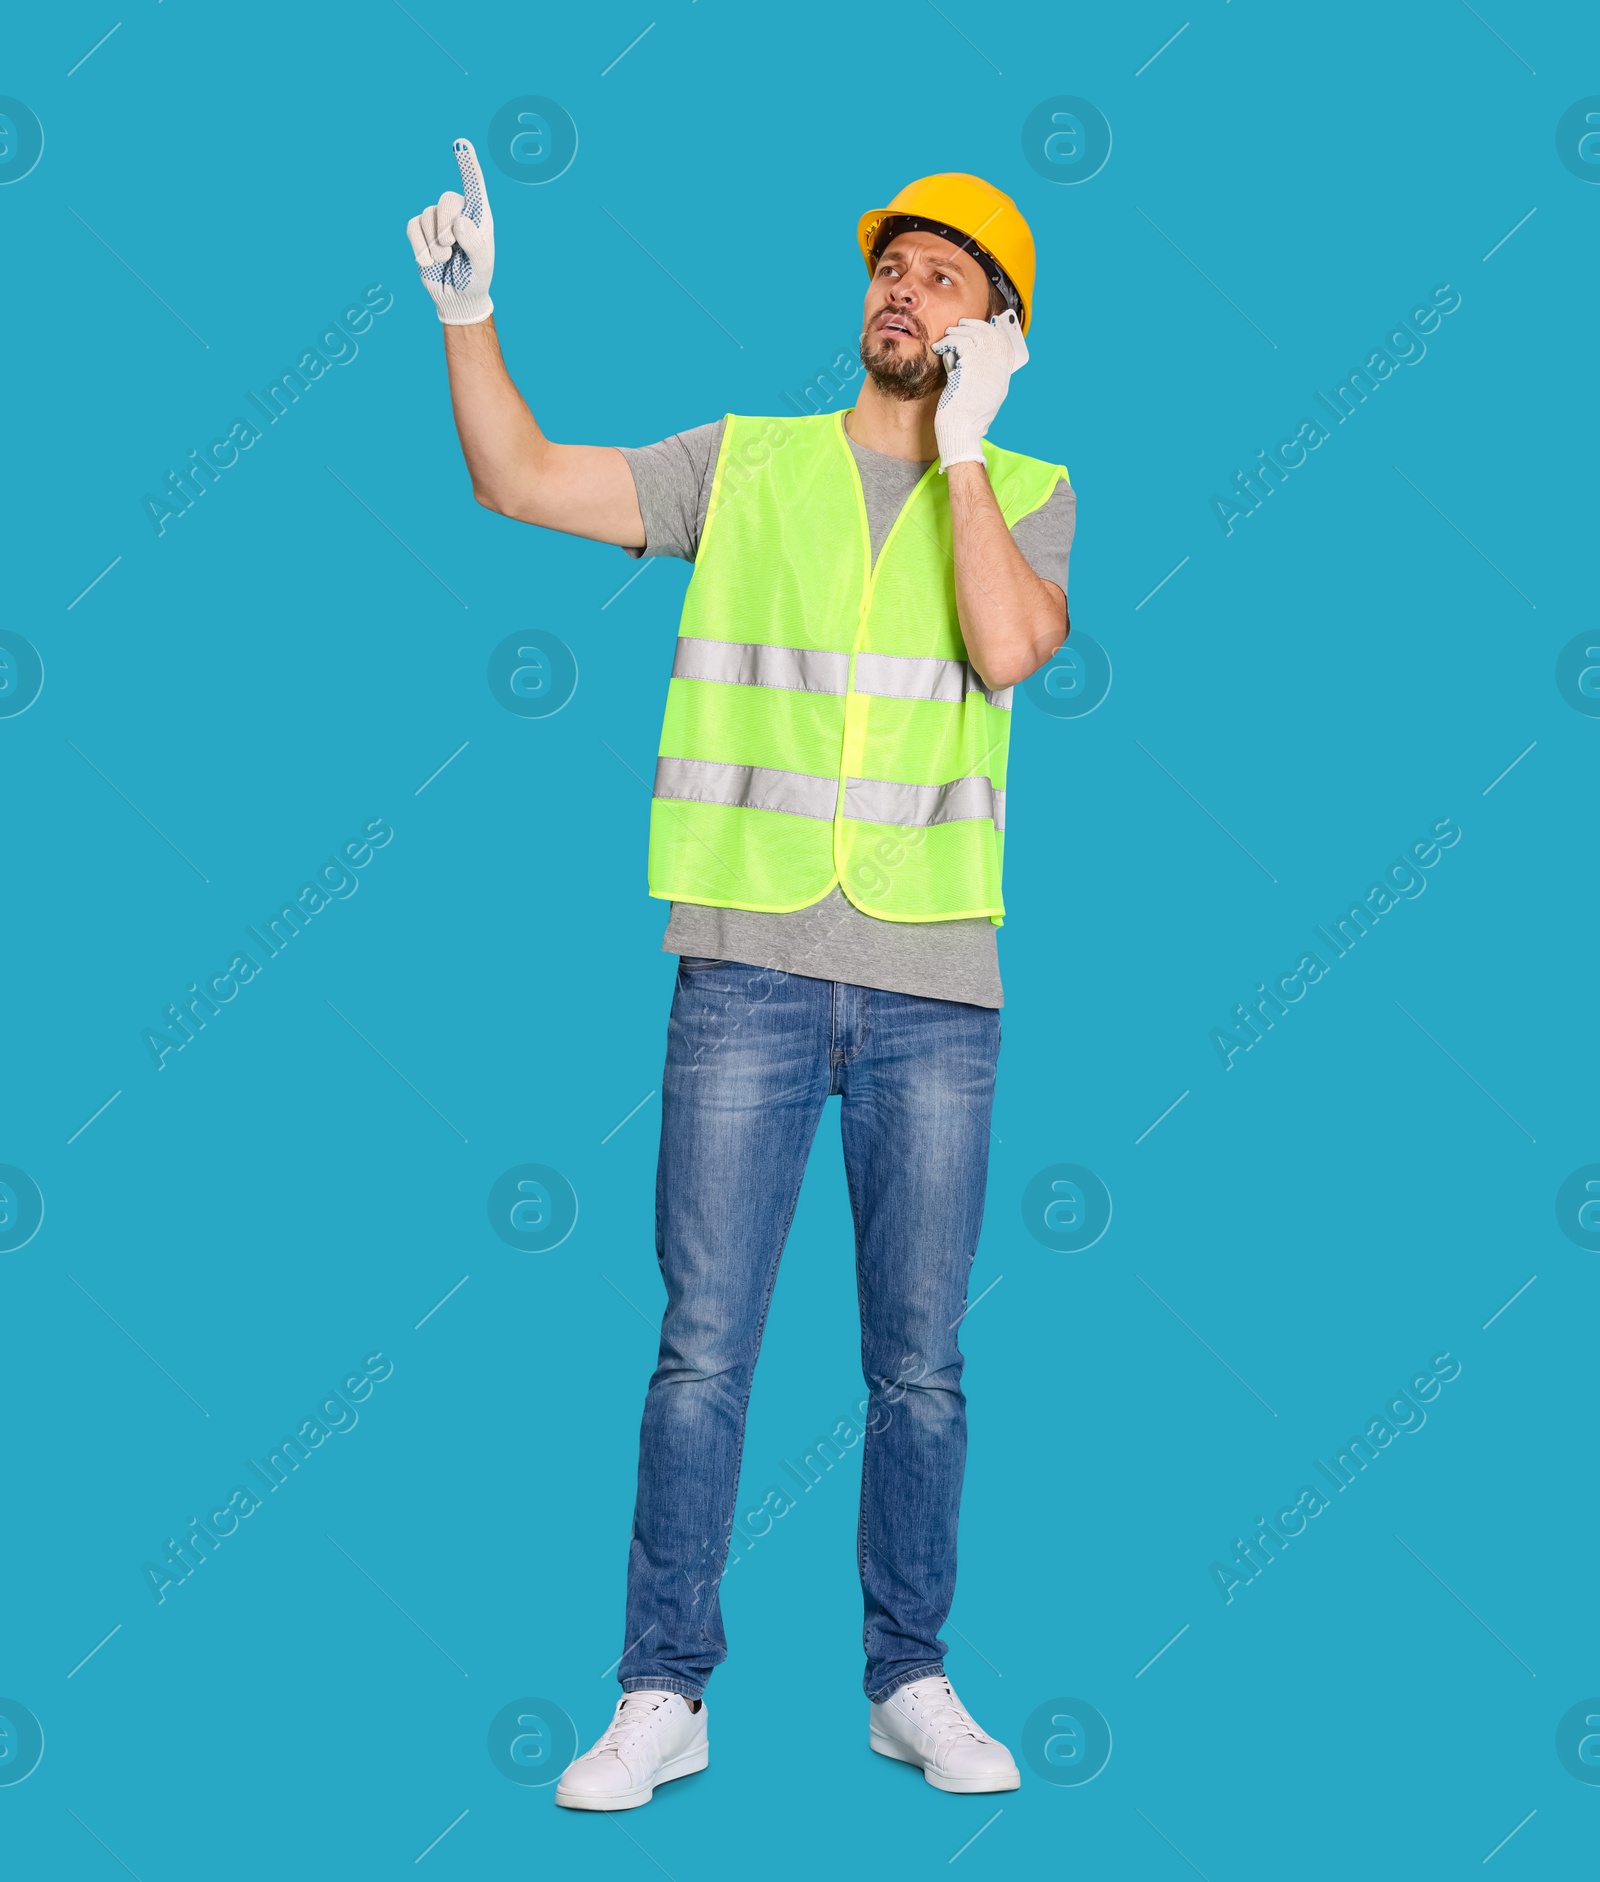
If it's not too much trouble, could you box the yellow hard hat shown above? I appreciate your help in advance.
[857,173,1037,333]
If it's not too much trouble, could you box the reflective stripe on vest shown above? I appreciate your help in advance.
[647,410,1067,923]
[652,755,838,822]
[854,651,1012,712]
[653,755,1007,833]
[671,637,848,695]
[671,637,1011,709]
[845,773,1006,833]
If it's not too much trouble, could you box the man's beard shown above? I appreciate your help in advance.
[859,321,944,402]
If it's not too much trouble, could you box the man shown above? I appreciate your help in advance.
[407,143,1073,1809]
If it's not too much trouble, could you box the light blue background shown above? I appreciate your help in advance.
[3,2,1597,1875]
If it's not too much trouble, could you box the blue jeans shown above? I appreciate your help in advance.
[619,958,1001,1704]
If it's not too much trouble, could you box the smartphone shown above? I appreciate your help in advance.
[991,307,1030,371]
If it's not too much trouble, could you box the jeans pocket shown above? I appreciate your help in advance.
[677,955,726,973]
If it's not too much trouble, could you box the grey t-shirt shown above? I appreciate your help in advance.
[620,418,1075,1008]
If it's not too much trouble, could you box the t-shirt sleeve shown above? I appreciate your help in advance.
[1009,478,1075,600]
[616,419,727,561]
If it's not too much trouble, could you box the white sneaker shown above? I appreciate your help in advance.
[869,1675,1021,1793]
[555,1691,709,1811]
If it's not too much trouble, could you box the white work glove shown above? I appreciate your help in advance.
[406,138,495,325]
[931,310,1029,470]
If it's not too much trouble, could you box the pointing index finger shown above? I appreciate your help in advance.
[453,137,489,226]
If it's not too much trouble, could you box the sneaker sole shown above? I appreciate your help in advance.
[869,1730,1021,1794]
[555,1742,708,1811]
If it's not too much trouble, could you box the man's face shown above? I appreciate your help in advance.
[859,228,993,401]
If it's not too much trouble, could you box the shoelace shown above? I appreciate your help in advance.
[590,1693,671,1757]
[909,1679,984,1741]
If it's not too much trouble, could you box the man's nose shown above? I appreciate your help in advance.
[884,280,922,322]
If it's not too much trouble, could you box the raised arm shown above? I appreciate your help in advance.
[440,319,644,544]
[407,138,644,549]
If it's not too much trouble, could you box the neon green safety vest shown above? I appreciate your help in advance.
[648,410,1069,925]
